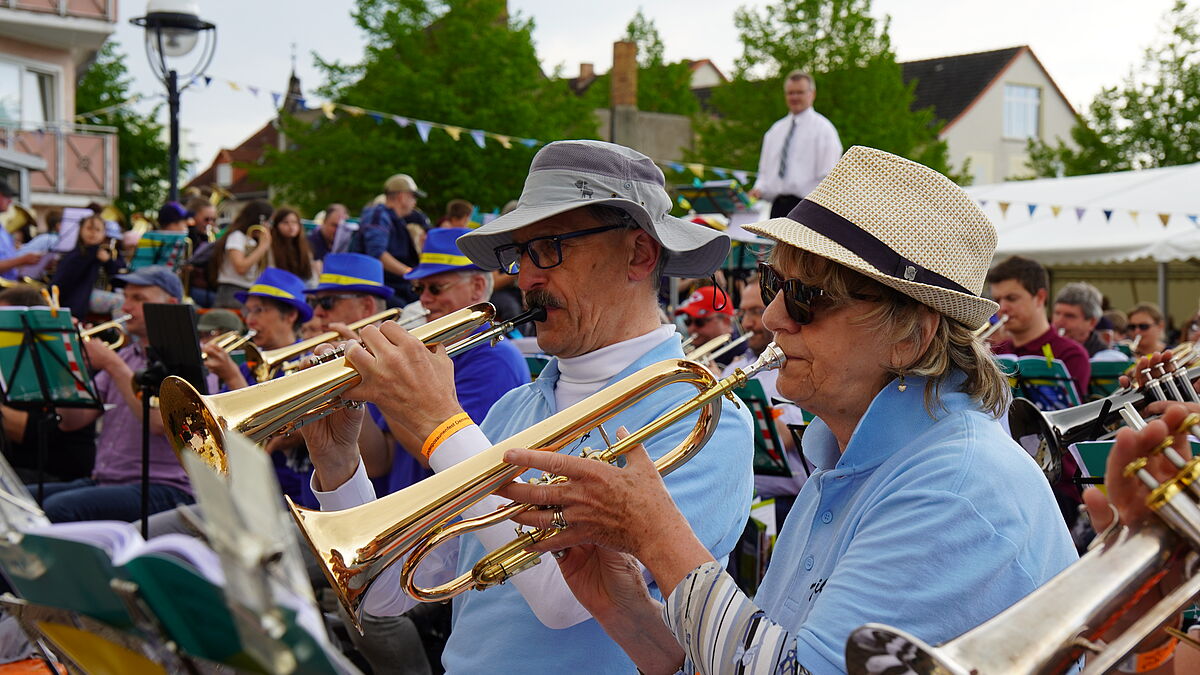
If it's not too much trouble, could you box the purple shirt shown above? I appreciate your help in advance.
[91,343,192,494]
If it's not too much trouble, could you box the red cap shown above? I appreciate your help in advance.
[674,286,734,319]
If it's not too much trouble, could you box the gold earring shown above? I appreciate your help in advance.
[897,373,907,392]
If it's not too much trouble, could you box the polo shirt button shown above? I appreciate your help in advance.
[821,510,832,524]
[804,556,814,570]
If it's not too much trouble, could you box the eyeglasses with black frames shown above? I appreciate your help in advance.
[493,224,625,275]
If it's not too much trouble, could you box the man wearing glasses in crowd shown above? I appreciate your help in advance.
[298,140,752,673]
[675,284,747,369]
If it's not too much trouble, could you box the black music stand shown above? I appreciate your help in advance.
[135,304,207,535]
[0,311,102,503]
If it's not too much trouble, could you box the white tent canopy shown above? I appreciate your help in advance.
[966,162,1200,266]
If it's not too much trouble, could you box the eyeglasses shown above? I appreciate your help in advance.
[308,293,363,310]
[493,224,625,274]
[1128,322,1156,332]
[412,278,467,297]
[683,316,712,328]
[758,261,828,325]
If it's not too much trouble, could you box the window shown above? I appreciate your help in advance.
[0,59,56,128]
[1003,84,1040,140]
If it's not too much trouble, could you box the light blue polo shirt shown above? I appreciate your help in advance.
[442,335,755,674]
[755,371,1077,672]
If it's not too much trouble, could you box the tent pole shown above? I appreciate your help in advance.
[1158,262,1169,321]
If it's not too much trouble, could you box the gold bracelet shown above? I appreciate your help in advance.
[422,412,472,458]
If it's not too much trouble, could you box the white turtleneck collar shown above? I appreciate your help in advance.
[553,324,678,411]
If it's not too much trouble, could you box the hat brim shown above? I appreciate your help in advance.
[235,289,314,323]
[404,262,481,281]
[304,283,394,299]
[745,218,998,329]
[456,198,730,278]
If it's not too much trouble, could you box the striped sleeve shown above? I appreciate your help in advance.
[662,561,811,675]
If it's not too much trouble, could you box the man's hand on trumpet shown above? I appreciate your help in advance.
[299,342,368,491]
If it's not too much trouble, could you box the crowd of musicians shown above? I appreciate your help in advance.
[1,138,1200,674]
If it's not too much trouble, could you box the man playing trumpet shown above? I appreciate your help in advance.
[301,140,753,673]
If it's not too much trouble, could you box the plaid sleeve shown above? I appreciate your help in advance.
[662,561,811,675]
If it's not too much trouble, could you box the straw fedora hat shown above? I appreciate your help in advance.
[745,146,999,329]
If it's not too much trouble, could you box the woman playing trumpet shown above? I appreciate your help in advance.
[496,147,1078,673]
[208,199,274,309]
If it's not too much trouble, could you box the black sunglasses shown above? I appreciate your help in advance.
[1128,322,1156,332]
[308,293,362,310]
[494,224,625,274]
[683,315,712,328]
[758,262,826,325]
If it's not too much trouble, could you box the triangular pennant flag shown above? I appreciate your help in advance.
[296,96,307,108]
[1158,213,1171,227]
[518,138,539,148]
[1075,207,1086,221]
[731,170,749,184]
[271,92,282,107]
[227,81,241,91]
[1026,203,1037,217]
[368,113,384,124]
[443,126,463,141]
[712,168,728,178]
[1103,209,1113,222]
[1129,210,1139,223]
[248,86,259,97]
[392,115,409,127]
[979,199,988,207]
[1189,214,1199,228]
[320,102,336,120]
[677,196,692,210]
[686,163,705,178]
[203,75,213,86]
[1051,205,1062,218]
[493,134,512,149]
[998,202,1010,217]
[343,105,365,117]
[415,120,432,142]
[667,162,685,173]
[469,130,486,148]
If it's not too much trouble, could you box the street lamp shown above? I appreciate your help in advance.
[131,0,216,202]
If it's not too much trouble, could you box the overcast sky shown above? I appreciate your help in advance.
[108,0,1183,175]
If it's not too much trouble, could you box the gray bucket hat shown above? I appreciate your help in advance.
[456,140,730,277]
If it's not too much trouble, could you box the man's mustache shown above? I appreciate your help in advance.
[523,289,563,315]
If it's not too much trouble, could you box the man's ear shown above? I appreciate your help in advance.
[628,230,660,283]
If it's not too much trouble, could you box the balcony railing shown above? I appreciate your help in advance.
[4,0,116,22]
[0,122,118,198]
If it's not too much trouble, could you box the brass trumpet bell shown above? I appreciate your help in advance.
[160,303,497,473]
[80,314,133,351]
[288,344,786,630]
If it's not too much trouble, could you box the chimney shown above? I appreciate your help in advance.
[579,62,594,81]
[611,41,637,107]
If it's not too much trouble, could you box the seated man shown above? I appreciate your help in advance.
[301,140,753,672]
[44,267,194,522]
[675,285,746,369]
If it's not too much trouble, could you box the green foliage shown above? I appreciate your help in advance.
[688,0,953,180]
[1027,1,1200,177]
[75,41,175,217]
[253,0,597,216]
[579,9,699,116]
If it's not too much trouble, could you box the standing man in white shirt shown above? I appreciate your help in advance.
[749,70,843,218]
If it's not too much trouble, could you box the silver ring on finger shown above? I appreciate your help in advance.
[551,506,568,530]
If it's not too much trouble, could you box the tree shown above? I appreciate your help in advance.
[580,10,699,116]
[688,0,953,181]
[76,41,175,218]
[252,0,597,216]
[1027,1,1200,177]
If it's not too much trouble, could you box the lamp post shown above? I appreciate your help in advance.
[131,0,216,202]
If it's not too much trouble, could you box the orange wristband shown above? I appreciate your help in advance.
[422,412,472,458]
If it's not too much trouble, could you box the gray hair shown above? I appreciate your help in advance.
[460,269,494,299]
[1053,282,1103,320]
[785,70,814,89]
[584,204,669,281]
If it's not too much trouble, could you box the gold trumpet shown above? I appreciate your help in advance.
[246,223,270,245]
[846,413,1200,675]
[159,304,542,473]
[202,330,257,360]
[80,314,133,350]
[288,343,785,629]
[242,307,403,382]
[684,333,731,362]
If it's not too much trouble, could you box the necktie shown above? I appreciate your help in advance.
[778,117,797,178]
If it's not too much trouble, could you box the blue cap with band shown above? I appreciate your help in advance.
[306,253,394,299]
[113,265,184,300]
[235,267,313,322]
[405,228,480,281]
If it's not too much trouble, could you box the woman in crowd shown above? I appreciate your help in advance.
[50,214,121,320]
[267,207,317,283]
[497,147,1078,673]
[208,199,274,309]
[1127,302,1169,357]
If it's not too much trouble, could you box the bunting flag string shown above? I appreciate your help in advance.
[76,71,762,185]
[974,198,1200,231]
